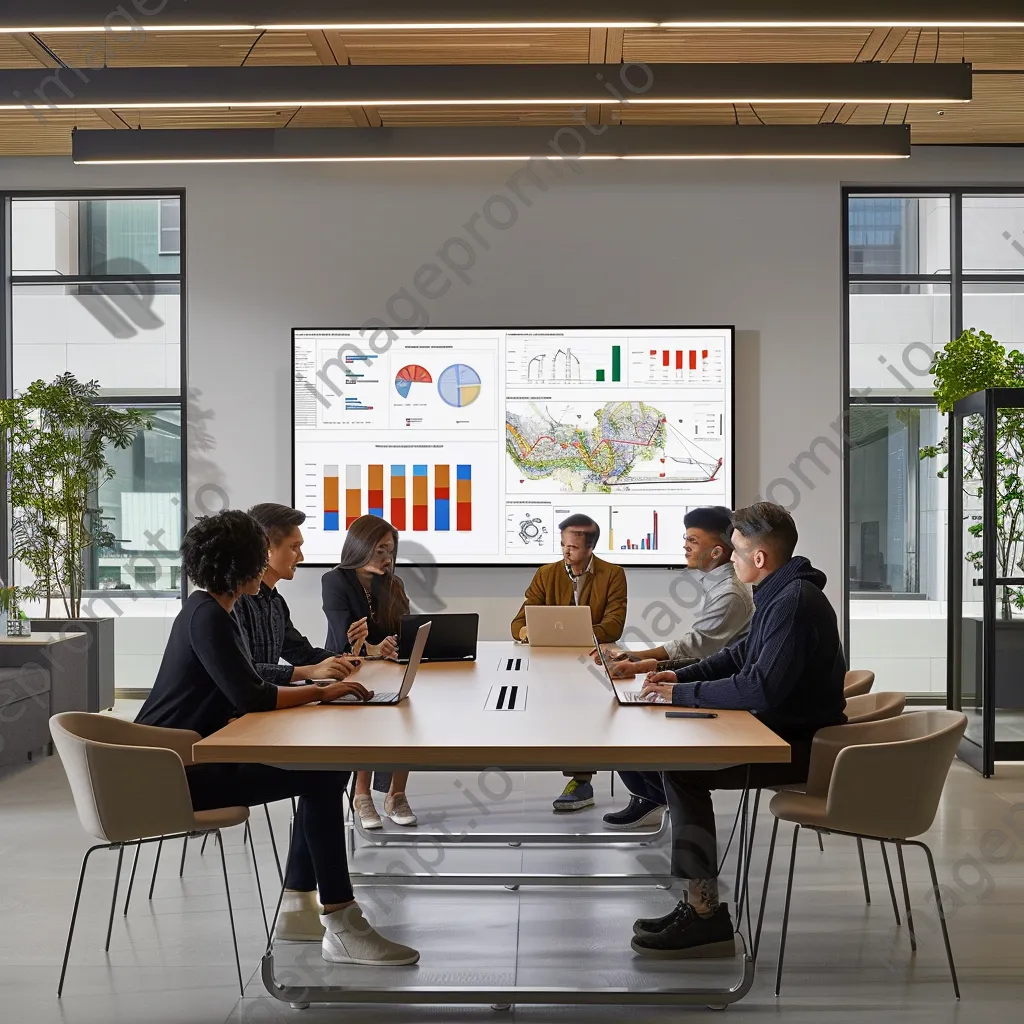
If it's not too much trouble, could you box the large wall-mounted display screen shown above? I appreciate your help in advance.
[293,326,734,566]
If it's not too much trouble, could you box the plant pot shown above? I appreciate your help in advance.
[961,616,1024,711]
[30,618,115,712]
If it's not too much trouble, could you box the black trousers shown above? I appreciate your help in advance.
[661,739,813,881]
[186,763,354,905]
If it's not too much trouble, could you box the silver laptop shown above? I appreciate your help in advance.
[524,604,594,647]
[328,621,431,705]
[595,641,670,705]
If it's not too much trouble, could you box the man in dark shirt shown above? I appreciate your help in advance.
[630,502,847,961]
[235,504,357,685]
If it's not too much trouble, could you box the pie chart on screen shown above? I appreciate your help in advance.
[438,364,482,408]
[395,365,432,399]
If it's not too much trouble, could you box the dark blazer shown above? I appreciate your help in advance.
[322,567,410,652]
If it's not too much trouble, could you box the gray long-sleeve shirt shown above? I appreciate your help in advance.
[658,563,753,669]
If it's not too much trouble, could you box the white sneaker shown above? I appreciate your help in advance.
[384,793,418,827]
[353,794,383,830]
[321,904,420,966]
[274,890,325,942]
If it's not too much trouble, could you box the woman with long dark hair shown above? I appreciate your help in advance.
[137,510,419,965]
[322,514,416,830]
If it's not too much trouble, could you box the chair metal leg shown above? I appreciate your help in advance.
[775,824,800,998]
[245,824,270,943]
[104,844,125,952]
[857,837,871,905]
[816,831,825,853]
[754,815,778,963]
[737,788,758,925]
[909,839,960,1000]
[200,833,209,856]
[148,838,163,900]
[264,803,284,886]
[880,842,901,926]
[58,843,105,997]
[123,842,141,917]
[215,830,245,998]
[610,772,615,798]
[178,835,188,878]
[895,842,917,953]
[734,789,748,908]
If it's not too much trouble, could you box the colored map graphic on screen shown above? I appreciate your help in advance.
[395,364,432,399]
[505,401,668,492]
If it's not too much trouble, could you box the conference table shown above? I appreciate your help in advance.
[193,641,789,1011]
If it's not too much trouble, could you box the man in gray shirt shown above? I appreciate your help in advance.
[595,506,753,830]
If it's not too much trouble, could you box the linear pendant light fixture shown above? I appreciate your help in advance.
[0,64,972,111]
[71,125,912,165]
[3,1,1024,32]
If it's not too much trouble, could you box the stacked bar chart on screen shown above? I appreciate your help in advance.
[294,326,733,565]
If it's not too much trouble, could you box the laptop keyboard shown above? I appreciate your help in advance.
[621,691,669,704]
[332,692,398,704]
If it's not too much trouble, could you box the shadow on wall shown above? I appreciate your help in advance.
[187,387,229,520]
[734,330,760,505]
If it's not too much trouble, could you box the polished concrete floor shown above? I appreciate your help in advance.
[2,720,1023,1024]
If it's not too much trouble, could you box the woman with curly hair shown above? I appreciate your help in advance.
[137,509,419,967]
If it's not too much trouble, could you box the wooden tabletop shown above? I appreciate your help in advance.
[193,642,790,772]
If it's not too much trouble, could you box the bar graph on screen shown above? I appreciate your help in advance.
[629,338,726,387]
[326,463,473,533]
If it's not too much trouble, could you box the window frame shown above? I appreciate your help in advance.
[843,185,1024,698]
[158,197,181,257]
[0,189,187,604]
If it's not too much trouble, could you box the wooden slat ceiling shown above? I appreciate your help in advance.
[0,28,1022,154]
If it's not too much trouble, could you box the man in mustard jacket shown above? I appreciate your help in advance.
[510,513,627,812]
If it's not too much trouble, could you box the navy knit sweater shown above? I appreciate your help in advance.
[671,556,847,738]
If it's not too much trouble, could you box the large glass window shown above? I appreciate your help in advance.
[846,189,1024,699]
[5,192,185,601]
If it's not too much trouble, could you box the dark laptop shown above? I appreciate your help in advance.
[398,613,479,663]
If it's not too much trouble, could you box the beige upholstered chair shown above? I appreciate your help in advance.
[50,713,263,998]
[762,711,967,998]
[843,669,875,698]
[843,691,905,724]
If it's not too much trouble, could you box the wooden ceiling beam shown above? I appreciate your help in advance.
[304,28,380,126]
[13,32,128,128]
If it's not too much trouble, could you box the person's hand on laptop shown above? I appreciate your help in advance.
[378,635,399,660]
[591,643,624,664]
[306,656,361,681]
[316,679,374,703]
[640,673,676,704]
[609,657,658,679]
[347,617,370,654]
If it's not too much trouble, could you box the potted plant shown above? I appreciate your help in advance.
[0,373,151,710]
[920,328,1024,707]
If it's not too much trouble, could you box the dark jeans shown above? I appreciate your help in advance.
[187,763,354,905]
[617,770,668,806]
[662,739,813,881]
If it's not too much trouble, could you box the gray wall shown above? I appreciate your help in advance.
[4,147,1024,648]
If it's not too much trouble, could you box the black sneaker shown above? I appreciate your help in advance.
[602,796,666,831]
[633,899,688,937]
[631,903,736,959]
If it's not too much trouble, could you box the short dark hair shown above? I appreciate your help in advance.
[731,502,798,561]
[247,503,306,546]
[559,513,600,550]
[684,506,734,549]
[181,510,268,595]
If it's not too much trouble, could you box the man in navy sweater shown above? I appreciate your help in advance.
[631,502,846,960]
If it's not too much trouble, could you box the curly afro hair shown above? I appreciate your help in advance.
[181,509,269,595]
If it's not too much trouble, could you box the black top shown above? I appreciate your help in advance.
[671,556,847,740]
[233,582,335,685]
[137,591,277,738]
[321,568,408,652]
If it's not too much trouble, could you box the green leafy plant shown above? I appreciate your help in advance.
[919,329,1024,619]
[0,374,151,618]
